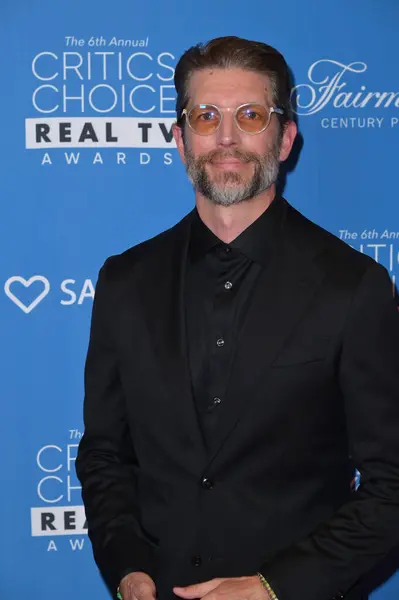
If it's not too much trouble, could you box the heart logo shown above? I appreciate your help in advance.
[4,276,50,314]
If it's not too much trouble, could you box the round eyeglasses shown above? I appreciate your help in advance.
[181,103,284,136]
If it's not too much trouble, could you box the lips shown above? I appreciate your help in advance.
[211,159,244,166]
[213,159,242,164]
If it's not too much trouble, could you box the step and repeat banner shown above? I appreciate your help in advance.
[1,0,398,598]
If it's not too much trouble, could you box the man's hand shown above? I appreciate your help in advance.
[119,571,156,600]
[173,575,271,600]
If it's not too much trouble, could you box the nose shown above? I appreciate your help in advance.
[215,112,240,146]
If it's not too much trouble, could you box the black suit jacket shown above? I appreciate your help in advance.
[76,199,399,600]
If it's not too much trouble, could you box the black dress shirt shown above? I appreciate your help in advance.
[185,193,286,449]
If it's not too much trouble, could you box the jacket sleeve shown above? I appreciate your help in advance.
[75,260,158,596]
[259,261,399,600]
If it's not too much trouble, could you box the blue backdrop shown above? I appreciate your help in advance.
[1,0,398,598]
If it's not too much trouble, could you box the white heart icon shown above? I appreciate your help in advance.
[4,276,50,314]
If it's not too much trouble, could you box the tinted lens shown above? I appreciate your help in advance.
[188,104,221,135]
[236,104,269,133]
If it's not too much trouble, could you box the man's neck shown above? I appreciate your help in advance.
[195,184,277,244]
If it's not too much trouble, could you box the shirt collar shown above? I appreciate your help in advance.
[189,192,285,265]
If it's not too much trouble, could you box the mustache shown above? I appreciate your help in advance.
[198,148,260,165]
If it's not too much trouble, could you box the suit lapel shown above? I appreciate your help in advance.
[204,204,328,466]
[135,212,208,476]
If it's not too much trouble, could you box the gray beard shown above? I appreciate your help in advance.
[184,138,281,207]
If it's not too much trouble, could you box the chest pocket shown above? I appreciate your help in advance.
[271,333,332,367]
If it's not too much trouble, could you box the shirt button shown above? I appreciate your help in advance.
[216,338,224,347]
[213,397,222,406]
[191,555,202,567]
[225,247,231,253]
[224,281,233,290]
[201,477,214,490]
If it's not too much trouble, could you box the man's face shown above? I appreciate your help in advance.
[173,67,296,207]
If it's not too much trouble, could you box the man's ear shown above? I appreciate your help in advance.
[279,120,297,162]
[172,122,186,164]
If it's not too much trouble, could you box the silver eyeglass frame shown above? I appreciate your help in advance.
[181,102,284,136]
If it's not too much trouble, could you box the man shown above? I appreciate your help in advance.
[75,36,399,600]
